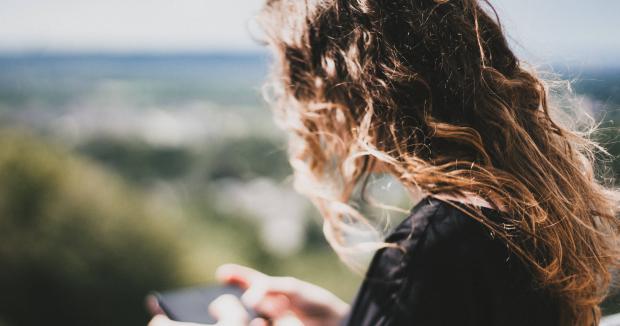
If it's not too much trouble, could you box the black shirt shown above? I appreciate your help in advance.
[345,196,559,325]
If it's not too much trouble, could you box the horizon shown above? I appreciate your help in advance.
[0,50,618,71]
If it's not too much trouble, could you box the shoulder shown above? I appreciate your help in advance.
[348,197,508,323]
[363,196,515,302]
[363,196,506,292]
[347,197,559,325]
[386,196,499,258]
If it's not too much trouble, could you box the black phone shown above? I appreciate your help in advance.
[147,285,258,323]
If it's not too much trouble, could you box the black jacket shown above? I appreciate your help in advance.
[345,196,559,325]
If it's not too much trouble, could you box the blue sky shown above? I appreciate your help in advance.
[0,0,618,65]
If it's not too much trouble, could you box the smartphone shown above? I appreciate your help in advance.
[147,285,258,323]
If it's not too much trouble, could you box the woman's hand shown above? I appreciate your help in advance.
[147,264,349,326]
[216,264,349,326]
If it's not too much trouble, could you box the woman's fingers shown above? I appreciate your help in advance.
[252,294,291,319]
[145,294,165,316]
[216,264,304,319]
[216,264,267,289]
[239,279,269,307]
[148,315,172,326]
[248,318,269,326]
[216,264,301,298]
[240,277,300,320]
[208,294,249,325]
[242,276,300,304]
[217,264,334,322]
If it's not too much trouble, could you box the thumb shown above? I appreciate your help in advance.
[209,294,249,326]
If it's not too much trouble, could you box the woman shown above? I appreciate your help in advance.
[150,0,620,325]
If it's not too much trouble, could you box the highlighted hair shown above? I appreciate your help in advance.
[259,0,620,324]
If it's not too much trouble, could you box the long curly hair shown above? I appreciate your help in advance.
[258,0,620,324]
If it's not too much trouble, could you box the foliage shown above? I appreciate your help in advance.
[77,138,194,184]
[203,137,291,181]
[0,130,361,325]
[0,131,184,326]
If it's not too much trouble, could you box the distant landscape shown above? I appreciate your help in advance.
[0,53,618,325]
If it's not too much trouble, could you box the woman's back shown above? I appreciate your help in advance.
[347,197,559,325]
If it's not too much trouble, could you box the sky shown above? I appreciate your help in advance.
[0,0,618,64]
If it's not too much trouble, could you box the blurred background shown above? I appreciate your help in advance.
[0,0,618,325]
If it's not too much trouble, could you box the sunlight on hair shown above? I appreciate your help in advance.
[259,0,620,323]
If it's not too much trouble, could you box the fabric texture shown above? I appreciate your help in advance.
[344,196,559,326]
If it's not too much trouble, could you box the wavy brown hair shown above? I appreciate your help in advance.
[258,0,620,324]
